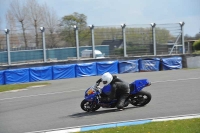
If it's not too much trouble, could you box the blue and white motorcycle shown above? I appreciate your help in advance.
[81,79,152,112]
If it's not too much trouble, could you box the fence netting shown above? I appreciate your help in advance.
[0,23,184,65]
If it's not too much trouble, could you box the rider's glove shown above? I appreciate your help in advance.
[96,78,102,86]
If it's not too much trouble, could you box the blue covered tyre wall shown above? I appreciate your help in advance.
[139,58,160,72]
[5,68,30,84]
[30,66,53,82]
[161,57,182,70]
[0,70,5,85]
[76,62,97,77]
[0,57,183,85]
[53,64,76,79]
[118,60,139,73]
[96,61,119,75]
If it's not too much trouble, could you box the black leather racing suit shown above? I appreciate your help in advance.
[96,75,130,109]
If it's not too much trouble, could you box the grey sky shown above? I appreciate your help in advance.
[0,0,200,36]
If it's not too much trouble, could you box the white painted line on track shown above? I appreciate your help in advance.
[1,77,200,101]
[25,113,200,133]
[152,115,200,122]
[28,85,47,88]
[151,77,200,83]
[1,89,28,93]
[45,128,81,133]
[0,89,85,101]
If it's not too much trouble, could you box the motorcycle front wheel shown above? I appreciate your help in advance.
[80,99,101,112]
[130,91,151,107]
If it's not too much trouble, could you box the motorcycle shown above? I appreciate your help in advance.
[80,79,152,112]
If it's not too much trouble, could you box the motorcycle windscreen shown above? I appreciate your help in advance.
[102,84,112,95]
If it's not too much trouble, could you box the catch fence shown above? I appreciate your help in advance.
[0,22,185,65]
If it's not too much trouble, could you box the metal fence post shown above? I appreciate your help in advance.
[179,22,185,54]
[121,24,127,57]
[40,27,47,62]
[151,23,156,55]
[89,25,95,58]
[5,29,11,65]
[74,25,80,60]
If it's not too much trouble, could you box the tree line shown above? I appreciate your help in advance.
[1,0,199,50]
[3,0,59,48]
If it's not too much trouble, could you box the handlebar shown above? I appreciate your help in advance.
[93,84,102,93]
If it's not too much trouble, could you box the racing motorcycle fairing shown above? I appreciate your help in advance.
[130,79,151,94]
[84,87,99,101]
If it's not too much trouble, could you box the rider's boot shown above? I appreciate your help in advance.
[124,100,130,107]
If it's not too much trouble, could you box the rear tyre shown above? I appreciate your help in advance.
[130,91,151,107]
[80,99,100,112]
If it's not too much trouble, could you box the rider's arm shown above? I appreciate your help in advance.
[106,84,117,100]
[96,78,102,86]
[112,75,124,82]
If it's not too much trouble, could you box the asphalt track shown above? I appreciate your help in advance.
[0,69,200,133]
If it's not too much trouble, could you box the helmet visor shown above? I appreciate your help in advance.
[103,81,107,85]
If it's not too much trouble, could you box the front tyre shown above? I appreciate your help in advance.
[80,99,100,112]
[130,91,151,107]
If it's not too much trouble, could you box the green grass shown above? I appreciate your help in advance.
[81,118,200,133]
[193,50,200,54]
[0,82,50,92]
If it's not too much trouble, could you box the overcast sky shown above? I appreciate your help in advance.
[0,0,200,36]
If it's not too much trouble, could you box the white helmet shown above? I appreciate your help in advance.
[101,72,113,86]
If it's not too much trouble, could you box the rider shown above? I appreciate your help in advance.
[96,72,130,111]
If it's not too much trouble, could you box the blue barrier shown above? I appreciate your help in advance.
[76,62,97,77]
[53,64,76,79]
[119,60,139,73]
[0,58,183,85]
[162,57,182,70]
[0,70,5,85]
[96,60,119,75]
[4,68,30,84]
[139,58,160,71]
[30,66,53,82]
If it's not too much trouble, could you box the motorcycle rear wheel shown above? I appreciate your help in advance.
[80,99,101,112]
[130,91,151,107]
